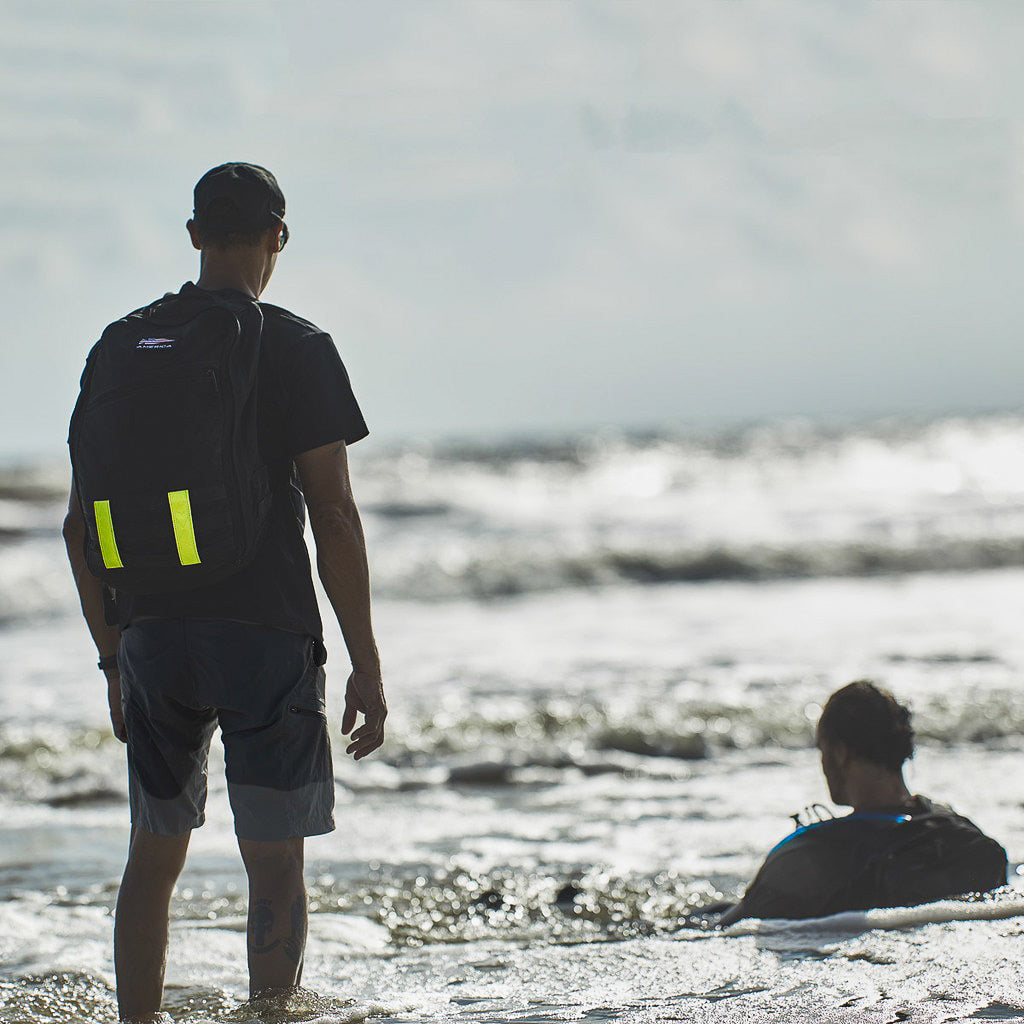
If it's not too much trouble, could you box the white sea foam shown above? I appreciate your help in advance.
[728,893,1024,935]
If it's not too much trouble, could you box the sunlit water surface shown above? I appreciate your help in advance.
[2,419,1024,1022]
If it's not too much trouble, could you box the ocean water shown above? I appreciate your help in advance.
[2,415,1024,1023]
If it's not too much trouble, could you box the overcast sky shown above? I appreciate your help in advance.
[3,0,1024,459]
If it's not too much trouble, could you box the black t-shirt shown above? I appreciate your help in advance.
[107,282,369,640]
[719,796,1007,925]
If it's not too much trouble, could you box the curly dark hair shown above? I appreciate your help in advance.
[817,680,914,770]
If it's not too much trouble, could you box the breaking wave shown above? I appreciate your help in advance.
[8,413,1024,614]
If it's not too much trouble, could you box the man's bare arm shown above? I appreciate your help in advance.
[295,440,385,760]
[63,486,126,742]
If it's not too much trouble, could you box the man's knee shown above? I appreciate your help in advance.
[238,837,305,884]
[125,826,191,883]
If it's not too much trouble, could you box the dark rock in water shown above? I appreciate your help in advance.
[576,758,633,777]
[886,651,1000,665]
[447,762,516,786]
[554,882,581,907]
[445,753,629,785]
[366,501,453,519]
[45,786,124,808]
[596,730,709,760]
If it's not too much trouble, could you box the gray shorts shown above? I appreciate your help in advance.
[119,618,335,841]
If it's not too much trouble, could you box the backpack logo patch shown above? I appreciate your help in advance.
[137,337,176,350]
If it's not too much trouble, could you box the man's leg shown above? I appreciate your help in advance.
[114,825,191,1022]
[238,836,307,998]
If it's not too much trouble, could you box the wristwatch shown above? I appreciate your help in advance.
[98,654,119,672]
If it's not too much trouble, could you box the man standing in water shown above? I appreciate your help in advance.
[63,163,385,1020]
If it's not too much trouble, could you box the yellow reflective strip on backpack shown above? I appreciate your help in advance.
[93,500,124,569]
[167,489,201,566]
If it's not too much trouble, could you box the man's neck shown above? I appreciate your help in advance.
[196,269,261,299]
[848,768,913,813]
[196,249,269,299]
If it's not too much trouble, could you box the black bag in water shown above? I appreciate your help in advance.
[851,803,1008,909]
[69,289,271,594]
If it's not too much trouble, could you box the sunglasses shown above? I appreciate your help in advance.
[278,221,289,252]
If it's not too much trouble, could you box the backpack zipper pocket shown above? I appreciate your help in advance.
[87,368,218,408]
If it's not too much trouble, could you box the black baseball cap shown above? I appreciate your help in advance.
[192,162,286,232]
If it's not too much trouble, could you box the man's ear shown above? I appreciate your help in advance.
[831,741,853,770]
[186,219,203,251]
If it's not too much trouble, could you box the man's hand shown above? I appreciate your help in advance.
[341,670,386,760]
[105,670,127,743]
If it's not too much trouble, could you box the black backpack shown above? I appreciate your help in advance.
[829,803,1007,913]
[69,288,272,594]
[859,806,1008,908]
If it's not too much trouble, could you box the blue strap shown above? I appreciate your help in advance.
[768,811,912,856]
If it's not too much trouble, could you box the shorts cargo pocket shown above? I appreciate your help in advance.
[288,702,327,720]
[287,650,327,720]
[277,659,332,791]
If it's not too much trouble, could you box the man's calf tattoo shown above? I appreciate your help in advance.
[282,894,306,966]
[249,894,306,965]
[249,897,281,955]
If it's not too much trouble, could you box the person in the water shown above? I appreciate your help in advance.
[717,680,1007,925]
